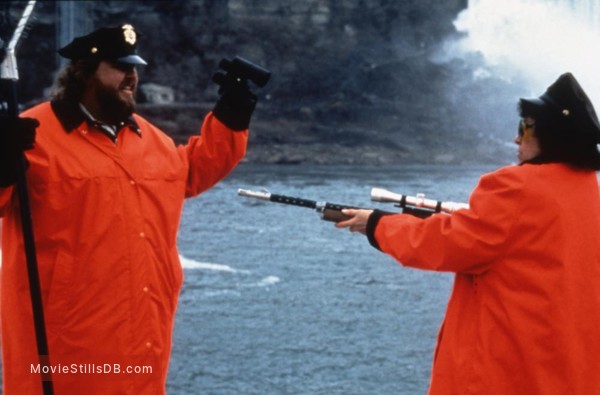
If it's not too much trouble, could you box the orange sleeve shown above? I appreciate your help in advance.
[374,166,528,274]
[181,112,248,198]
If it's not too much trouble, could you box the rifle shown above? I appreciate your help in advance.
[237,188,469,221]
[1,2,54,394]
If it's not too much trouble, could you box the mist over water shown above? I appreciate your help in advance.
[446,0,600,105]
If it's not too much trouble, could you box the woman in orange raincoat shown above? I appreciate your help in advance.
[0,24,260,394]
[337,73,600,394]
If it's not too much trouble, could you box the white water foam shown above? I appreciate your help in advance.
[178,255,240,272]
[256,275,281,287]
[237,275,281,289]
[443,0,600,104]
[178,255,281,288]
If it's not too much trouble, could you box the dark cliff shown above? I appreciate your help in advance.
[6,0,521,165]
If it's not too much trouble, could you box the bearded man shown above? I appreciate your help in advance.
[0,24,257,394]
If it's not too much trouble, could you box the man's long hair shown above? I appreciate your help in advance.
[51,59,100,102]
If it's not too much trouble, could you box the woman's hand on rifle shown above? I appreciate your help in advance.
[335,209,374,235]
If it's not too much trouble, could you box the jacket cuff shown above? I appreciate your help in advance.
[366,209,387,251]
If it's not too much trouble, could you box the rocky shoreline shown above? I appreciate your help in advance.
[241,139,515,166]
[137,103,516,166]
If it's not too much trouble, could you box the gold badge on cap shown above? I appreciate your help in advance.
[122,24,136,45]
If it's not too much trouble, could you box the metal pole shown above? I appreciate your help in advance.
[1,1,53,393]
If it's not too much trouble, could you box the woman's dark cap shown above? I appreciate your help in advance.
[520,72,600,143]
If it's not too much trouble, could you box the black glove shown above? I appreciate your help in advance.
[212,74,258,131]
[0,116,39,187]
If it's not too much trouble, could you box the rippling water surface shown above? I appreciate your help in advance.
[167,163,496,394]
[0,163,500,393]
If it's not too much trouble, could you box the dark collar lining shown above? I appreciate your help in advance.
[50,98,141,138]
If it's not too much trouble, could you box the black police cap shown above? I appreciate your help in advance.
[520,72,600,143]
[58,24,147,65]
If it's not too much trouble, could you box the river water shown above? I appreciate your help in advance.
[1,163,594,393]
[0,162,492,394]
[166,162,498,395]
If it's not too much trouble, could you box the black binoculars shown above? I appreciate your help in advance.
[212,56,271,89]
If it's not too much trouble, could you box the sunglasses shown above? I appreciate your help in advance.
[518,119,535,138]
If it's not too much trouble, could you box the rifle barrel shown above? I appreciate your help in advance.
[237,188,271,201]
[238,188,317,208]
[237,189,360,221]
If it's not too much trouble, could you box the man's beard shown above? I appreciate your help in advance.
[94,82,136,124]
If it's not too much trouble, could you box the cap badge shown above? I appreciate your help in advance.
[122,24,136,45]
[562,109,570,116]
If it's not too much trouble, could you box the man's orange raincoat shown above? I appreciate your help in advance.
[371,163,600,394]
[0,100,247,394]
